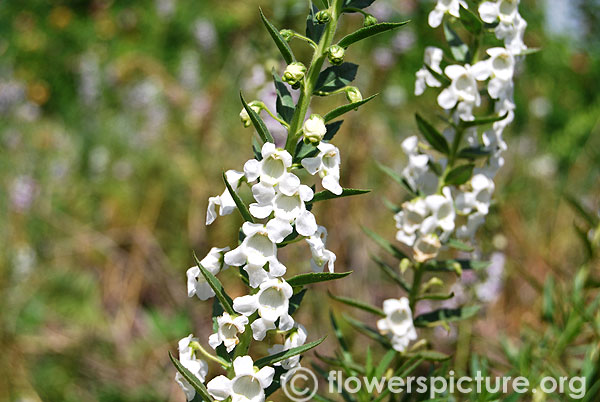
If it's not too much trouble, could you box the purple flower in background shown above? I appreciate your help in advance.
[10,175,38,213]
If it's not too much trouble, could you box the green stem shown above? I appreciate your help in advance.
[291,32,318,49]
[259,102,290,128]
[191,341,231,368]
[409,263,424,312]
[284,0,344,153]
[314,85,351,97]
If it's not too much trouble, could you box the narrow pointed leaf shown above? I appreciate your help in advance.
[425,259,490,273]
[338,21,410,48]
[343,0,376,9]
[460,112,508,128]
[324,120,344,141]
[259,8,295,64]
[223,171,254,223]
[407,350,452,362]
[306,3,325,42]
[415,113,450,154]
[324,94,377,122]
[255,337,326,367]
[240,92,274,144]
[414,306,480,327]
[443,21,470,62]
[287,271,352,287]
[289,288,308,315]
[193,252,235,315]
[424,63,451,86]
[362,226,409,260]
[417,292,455,301]
[169,352,214,401]
[457,145,491,160]
[343,314,392,347]
[376,162,418,196]
[329,291,386,317]
[330,312,353,363]
[447,238,474,252]
[565,193,599,226]
[272,69,295,123]
[444,164,474,186]
[459,4,482,34]
[314,63,358,94]
[310,188,371,203]
[371,254,410,292]
[374,350,397,378]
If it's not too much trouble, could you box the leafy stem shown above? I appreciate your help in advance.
[409,262,424,312]
[191,341,231,368]
[284,0,344,153]
[257,101,290,128]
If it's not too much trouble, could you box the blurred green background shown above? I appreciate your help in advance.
[1,0,599,401]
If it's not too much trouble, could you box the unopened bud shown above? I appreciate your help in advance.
[282,62,306,86]
[327,45,345,65]
[279,29,294,42]
[303,114,327,145]
[345,86,363,103]
[364,14,378,27]
[240,102,261,128]
[315,10,331,24]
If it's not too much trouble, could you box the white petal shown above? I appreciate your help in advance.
[249,203,274,219]
[445,65,466,80]
[267,258,287,278]
[224,247,247,267]
[225,169,245,187]
[244,265,270,288]
[251,318,276,341]
[252,182,276,204]
[207,375,232,401]
[243,159,261,182]
[233,355,255,376]
[208,333,221,350]
[256,366,275,388]
[175,373,196,401]
[266,218,293,243]
[478,1,498,23]
[261,142,277,159]
[437,88,458,109]
[278,313,294,331]
[295,210,318,237]
[301,156,322,175]
[298,185,314,202]
[471,61,491,81]
[322,174,343,195]
[428,8,444,28]
[186,266,200,297]
[206,196,220,225]
[278,173,301,196]
[233,294,258,316]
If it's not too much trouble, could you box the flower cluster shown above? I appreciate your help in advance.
[394,0,529,261]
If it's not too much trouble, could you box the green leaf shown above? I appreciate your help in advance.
[272,69,295,124]
[443,21,470,63]
[371,254,410,292]
[417,292,455,301]
[255,337,326,368]
[374,350,397,379]
[460,112,508,128]
[362,226,409,260]
[518,47,541,56]
[222,171,254,223]
[294,141,319,163]
[444,164,474,186]
[329,291,386,317]
[542,275,555,322]
[414,306,480,327]
[314,63,358,94]
[289,288,308,315]
[447,238,474,252]
[259,8,295,64]
[330,312,353,363]
[169,351,214,402]
[193,252,235,316]
[310,188,370,203]
[459,4,482,34]
[306,3,325,43]
[240,92,274,144]
[324,120,343,141]
[324,94,377,122]
[415,113,450,154]
[457,145,491,160]
[565,193,599,226]
[343,0,376,9]
[375,162,417,196]
[287,271,352,287]
[425,259,489,273]
[407,350,452,362]
[337,21,410,48]
[424,63,451,86]
[343,314,392,347]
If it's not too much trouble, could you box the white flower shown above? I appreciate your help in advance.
[233,278,294,340]
[175,334,209,401]
[395,198,428,247]
[437,63,490,110]
[428,0,467,28]
[244,143,293,186]
[301,142,343,195]
[207,170,245,225]
[421,187,456,240]
[225,222,290,288]
[415,47,444,96]
[456,211,486,239]
[413,233,442,262]
[208,313,249,353]
[305,225,336,273]
[267,324,308,369]
[303,114,327,144]
[478,0,528,54]
[187,247,230,300]
[207,356,275,402]
[455,174,495,215]
[240,103,261,128]
[377,298,418,352]
[249,174,318,237]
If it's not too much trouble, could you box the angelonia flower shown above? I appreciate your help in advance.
[175,334,209,401]
[240,102,261,127]
[377,298,418,352]
[209,312,249,353]
[187,247,230,300]
[303,114,327,145]
[415,47,443,96]
[478,0,528,55]
[207,170,245,225]
[267,324,308,369]
[207,356,274,402]
[428,0,467,28]
[306,225,336,273]
[301,142,343,195]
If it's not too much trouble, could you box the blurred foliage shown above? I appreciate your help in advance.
[0,0,598,401]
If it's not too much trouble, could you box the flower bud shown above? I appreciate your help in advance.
[239,102,261,128]
[302,114,327,145]
[282,62,306,86]
[279,29,294,42]
[327,45,345,65]
[315,10,331,24]
[363,14,378,27]
[413,234,441,262]
[345,86,363,103]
